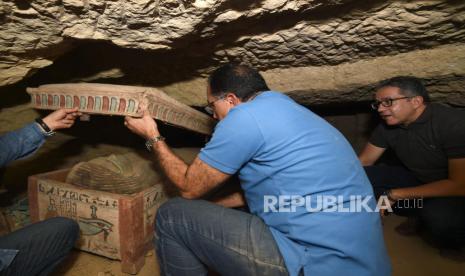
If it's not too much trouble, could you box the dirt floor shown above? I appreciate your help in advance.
[52,249,160,276]
[52,215,465,276]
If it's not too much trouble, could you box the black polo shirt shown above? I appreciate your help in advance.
[370,103,465,183]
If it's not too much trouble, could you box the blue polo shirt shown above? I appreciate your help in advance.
[199,92,391,276]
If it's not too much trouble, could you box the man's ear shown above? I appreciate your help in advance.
[226,92,242,106]
[411,95,424,108]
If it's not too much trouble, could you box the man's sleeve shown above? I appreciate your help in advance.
[199,109,264,174]
[0,123,46,167]
[368,124,389,149]
[440,112,465,158]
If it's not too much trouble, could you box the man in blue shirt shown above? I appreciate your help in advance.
[125,64,391,276]
[0,108,80,275]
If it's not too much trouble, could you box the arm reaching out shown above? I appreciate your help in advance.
[359,143,386,166]
[124,110,231,199]
[42,108,82,131]
[0,108,81,167]
[391,158,465,199]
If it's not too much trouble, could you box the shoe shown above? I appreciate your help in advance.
[395,217,421,236]
[439,247,465,262]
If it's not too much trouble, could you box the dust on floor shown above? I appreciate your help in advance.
[53,215,465,276]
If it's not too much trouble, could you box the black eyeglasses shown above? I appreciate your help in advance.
[371,96,411,110]
[204,95,226,115]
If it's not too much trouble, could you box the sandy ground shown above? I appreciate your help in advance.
[52,249,160,276]
[52,215,465,276]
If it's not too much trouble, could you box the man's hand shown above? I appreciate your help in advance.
[124,108,231,199]
[379,189,399,218]
[42,108,82,131]
[380,197,396,218]
[124,109,159,139]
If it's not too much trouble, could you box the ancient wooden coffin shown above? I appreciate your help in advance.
[28,169,169,274]
[26,83,215,135]
[66,152,163,195]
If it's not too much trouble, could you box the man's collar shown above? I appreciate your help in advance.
[412,104,433,124]
[399,104,432,129]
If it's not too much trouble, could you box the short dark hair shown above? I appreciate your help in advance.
[208,63,270,101]
[376,76,430,102]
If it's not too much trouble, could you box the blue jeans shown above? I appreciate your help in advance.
[0,217,79,276]
[154,197,288,276]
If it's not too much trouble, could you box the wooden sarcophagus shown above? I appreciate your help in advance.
[28,153,174,274]
[26,83,216,135]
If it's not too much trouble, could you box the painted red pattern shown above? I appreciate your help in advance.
[103,96,109,111]
[60,95,65,108]
[176,112,183,123]
[87,96,94,110]
[167,110,176,122]
[151,105,159,116]
[73,96,80,108]
[47,95,53,106]
[118,98,126,113]
[161,107,169,121]
[35,95,41,106]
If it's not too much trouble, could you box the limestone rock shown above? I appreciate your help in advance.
[158,44,465,106]
[1,0,464,107]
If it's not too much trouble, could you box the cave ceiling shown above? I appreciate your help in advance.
[1,0,465,107]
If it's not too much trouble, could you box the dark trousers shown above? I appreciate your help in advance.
[364,166,465,248]
[0,217,79,276]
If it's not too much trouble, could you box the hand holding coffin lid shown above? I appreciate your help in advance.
[124,108,160,140]
[42,108,82,131]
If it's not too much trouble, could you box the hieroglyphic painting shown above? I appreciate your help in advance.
[36,179,121,259]
[143,185,169,243]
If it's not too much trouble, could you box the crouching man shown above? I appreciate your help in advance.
[125,64,391,276]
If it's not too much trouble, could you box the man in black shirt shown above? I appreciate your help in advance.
[359,76,465,259]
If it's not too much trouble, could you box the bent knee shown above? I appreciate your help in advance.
[158,197,189,212]
[45,217,79,239]
[156,197,189,222]
[421,216,462,236]
[420,208,465,245]
[155,197,208,232]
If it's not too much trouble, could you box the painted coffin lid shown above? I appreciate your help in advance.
[27,83,215,135]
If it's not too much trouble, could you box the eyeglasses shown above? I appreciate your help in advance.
[204,95,226,115]
[371,96,411,110]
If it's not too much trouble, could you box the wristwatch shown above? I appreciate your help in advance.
[35,118,55,137]
[384,189,396,202]
[145,135,165,151]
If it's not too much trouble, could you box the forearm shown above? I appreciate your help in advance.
[0,123,45,167]
[359,152,375,166]
[392,179,465,199]
[359,158,374,167]
[151,142,230,199]
[151,141,190,192]
[358,143,385,166]
[211,191,246,208]
[208,177,245,208]
[125,113,231,199]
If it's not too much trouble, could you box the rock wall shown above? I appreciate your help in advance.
[1,0,464,195]
[1,0,464,105]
